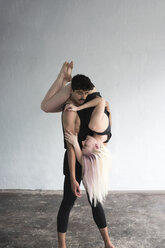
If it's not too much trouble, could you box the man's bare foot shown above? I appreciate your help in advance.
[59,61,73,82]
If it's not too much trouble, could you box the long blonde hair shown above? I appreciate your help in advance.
[82,144,112,207]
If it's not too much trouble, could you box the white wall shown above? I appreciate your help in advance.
[0,0,165,190]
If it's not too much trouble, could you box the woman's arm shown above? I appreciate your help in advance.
[65,130,82,165]
[64,96,102,112]
[41,61,73,113]
[78,96,102,111]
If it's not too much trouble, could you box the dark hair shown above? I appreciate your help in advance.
[71,74,95,91]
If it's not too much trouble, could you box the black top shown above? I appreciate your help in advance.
[93,119,111,143]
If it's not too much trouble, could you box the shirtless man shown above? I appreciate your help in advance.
[41,62,115,248]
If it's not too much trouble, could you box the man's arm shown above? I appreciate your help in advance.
[64,131,82,164]
[63,110,81,197]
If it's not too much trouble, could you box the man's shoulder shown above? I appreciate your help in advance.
[62,98,79,126]
[62,109,78,126]
[63,109,77,118]
[62,110,79,132]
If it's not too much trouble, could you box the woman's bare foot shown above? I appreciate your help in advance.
[67,61,73,81]
[59,61,67,79]
[59,61,73,82]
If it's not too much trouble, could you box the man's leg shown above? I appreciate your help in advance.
[57,176,77,248]
[86,192,115,248]
[57,168,82,248]
[57,232,66,248]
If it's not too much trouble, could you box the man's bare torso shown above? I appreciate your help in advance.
[62,98,81,135]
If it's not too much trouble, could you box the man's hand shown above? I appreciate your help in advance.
[71,179,81,198]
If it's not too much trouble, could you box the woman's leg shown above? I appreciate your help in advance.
[41,61,73,112]
[88,98,109,133]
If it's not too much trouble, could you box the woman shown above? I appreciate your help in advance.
[64,96,112,207]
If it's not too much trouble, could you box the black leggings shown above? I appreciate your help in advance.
[57,166,107,233]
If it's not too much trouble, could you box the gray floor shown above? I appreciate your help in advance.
[0,190,165,248]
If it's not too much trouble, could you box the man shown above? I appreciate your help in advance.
[41,62,115,248]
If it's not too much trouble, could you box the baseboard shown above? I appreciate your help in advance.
[0,189,165,194]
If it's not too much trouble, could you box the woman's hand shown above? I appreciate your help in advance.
[64,130,78,146]
[64,103,79,112]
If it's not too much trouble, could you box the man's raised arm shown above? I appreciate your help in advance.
[63,110,81,198]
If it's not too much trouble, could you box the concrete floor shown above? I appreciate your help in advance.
[0,190,165,248]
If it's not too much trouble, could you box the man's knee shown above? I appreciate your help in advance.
[61,195,77,208]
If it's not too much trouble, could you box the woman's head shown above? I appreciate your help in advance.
[82,135,101,156]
